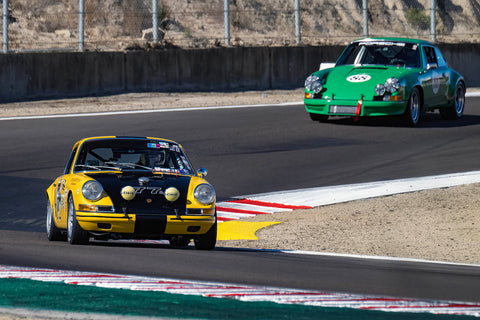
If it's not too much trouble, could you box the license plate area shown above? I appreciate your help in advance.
[329,105,356,114]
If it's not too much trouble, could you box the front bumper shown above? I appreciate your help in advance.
[304,98,408,117]
[76,210,216,236]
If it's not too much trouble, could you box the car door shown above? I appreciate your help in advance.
[420,46,447,107]
[433,46,450,105]
[53,147,77,228]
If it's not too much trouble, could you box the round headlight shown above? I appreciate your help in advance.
[375,84,386,96]
[82,180,104,201]
[194,184,216,205]
[384,77,400,93]
[305,75,323,93]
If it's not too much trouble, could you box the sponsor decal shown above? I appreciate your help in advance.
[120,186,136,201]
[359,41,406,47]
[170,144,180,152]
[346,74,371,83]
[134,186,164,195]
[147,142,169,149]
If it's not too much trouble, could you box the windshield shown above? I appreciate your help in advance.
[336,41,421,68]
[74,138,195,175]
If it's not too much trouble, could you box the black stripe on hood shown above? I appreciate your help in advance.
[86,172,191,214]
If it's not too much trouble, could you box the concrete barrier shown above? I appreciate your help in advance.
[0,44,477,102]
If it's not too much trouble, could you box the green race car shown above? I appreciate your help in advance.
[304,37,466,126]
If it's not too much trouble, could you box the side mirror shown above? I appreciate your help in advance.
[426,63,438,70]
[196,167,207,178]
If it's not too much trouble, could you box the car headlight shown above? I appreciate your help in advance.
[375,84,386,96]
[384,77,400,93]
[305,75,322,93]
[194,184,216,205]
[82,180,104,201]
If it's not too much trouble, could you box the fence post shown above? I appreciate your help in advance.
[294,0,301,44]
[152,0,159,43]
[430,0,436,42]
[2,0,8,53]
[224,0,230,45]
[78,0,84,51]
[362,0,369,37]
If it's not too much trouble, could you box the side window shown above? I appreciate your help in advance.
[434,47,448,67]
[423,46,437,65]
[64,147,77,175]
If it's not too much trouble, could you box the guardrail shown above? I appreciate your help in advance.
[0,44,478,103]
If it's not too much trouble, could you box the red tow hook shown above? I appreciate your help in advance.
[354,97,363,122]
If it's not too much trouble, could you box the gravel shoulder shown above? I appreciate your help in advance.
[2,89,479,266]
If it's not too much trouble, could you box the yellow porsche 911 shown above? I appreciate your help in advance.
[46,136,217,250]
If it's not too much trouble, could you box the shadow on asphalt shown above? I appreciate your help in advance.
[314,113,480,128]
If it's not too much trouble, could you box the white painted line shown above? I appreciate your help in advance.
[277,249,480,268]
[0,101,301,121]
[1,90,479,121]
[468,91,480,97]
[238,170,480,207]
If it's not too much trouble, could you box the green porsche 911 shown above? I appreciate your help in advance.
[304,37,466,126]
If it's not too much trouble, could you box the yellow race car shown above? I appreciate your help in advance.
[46,136,217,250]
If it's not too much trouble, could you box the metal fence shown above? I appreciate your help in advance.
[1,0,479,53]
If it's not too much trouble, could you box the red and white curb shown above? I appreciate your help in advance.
[216,170,480,221]
[1,265,480,317]
[216,199,312,221]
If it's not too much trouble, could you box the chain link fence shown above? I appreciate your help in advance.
[1,0,479,52]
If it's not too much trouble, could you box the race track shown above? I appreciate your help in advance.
[1,96,480,303]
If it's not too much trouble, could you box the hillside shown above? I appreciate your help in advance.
[5,0,480,51]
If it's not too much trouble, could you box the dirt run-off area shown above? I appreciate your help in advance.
[1,89,479,266]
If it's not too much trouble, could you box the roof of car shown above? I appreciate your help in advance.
[72,136,180,149]
[352,37,434,46]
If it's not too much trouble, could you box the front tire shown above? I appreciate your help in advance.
[67,195,90,245]
[404,87,421,127]
[46,198,65,241]
[440,83,465,120]
[194,222,217,250]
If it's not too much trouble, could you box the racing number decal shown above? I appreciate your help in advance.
[55,178,67,220]
[432,71,440,94]
[346,74,371,83]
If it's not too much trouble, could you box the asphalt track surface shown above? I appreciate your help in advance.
[1,97,480,303]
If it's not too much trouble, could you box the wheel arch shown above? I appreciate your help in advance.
[46,191,58,226]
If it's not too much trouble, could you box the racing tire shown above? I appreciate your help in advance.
[440,83,465,120]
[67,195,90,245]
[309,113,329,122]
[194,222,217,250]
[169,236,191,248]
[404,87,421,127]
[46,198,65,241]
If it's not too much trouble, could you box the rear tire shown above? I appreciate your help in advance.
[67,195,90,245]
[46,198,65,241]
[440,83,465,120]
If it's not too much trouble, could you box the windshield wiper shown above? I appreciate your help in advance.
[75,164,122,171]
[104,162,153,171]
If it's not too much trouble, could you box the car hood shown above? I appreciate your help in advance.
[319,65,416,100]
[86,172,191,214]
